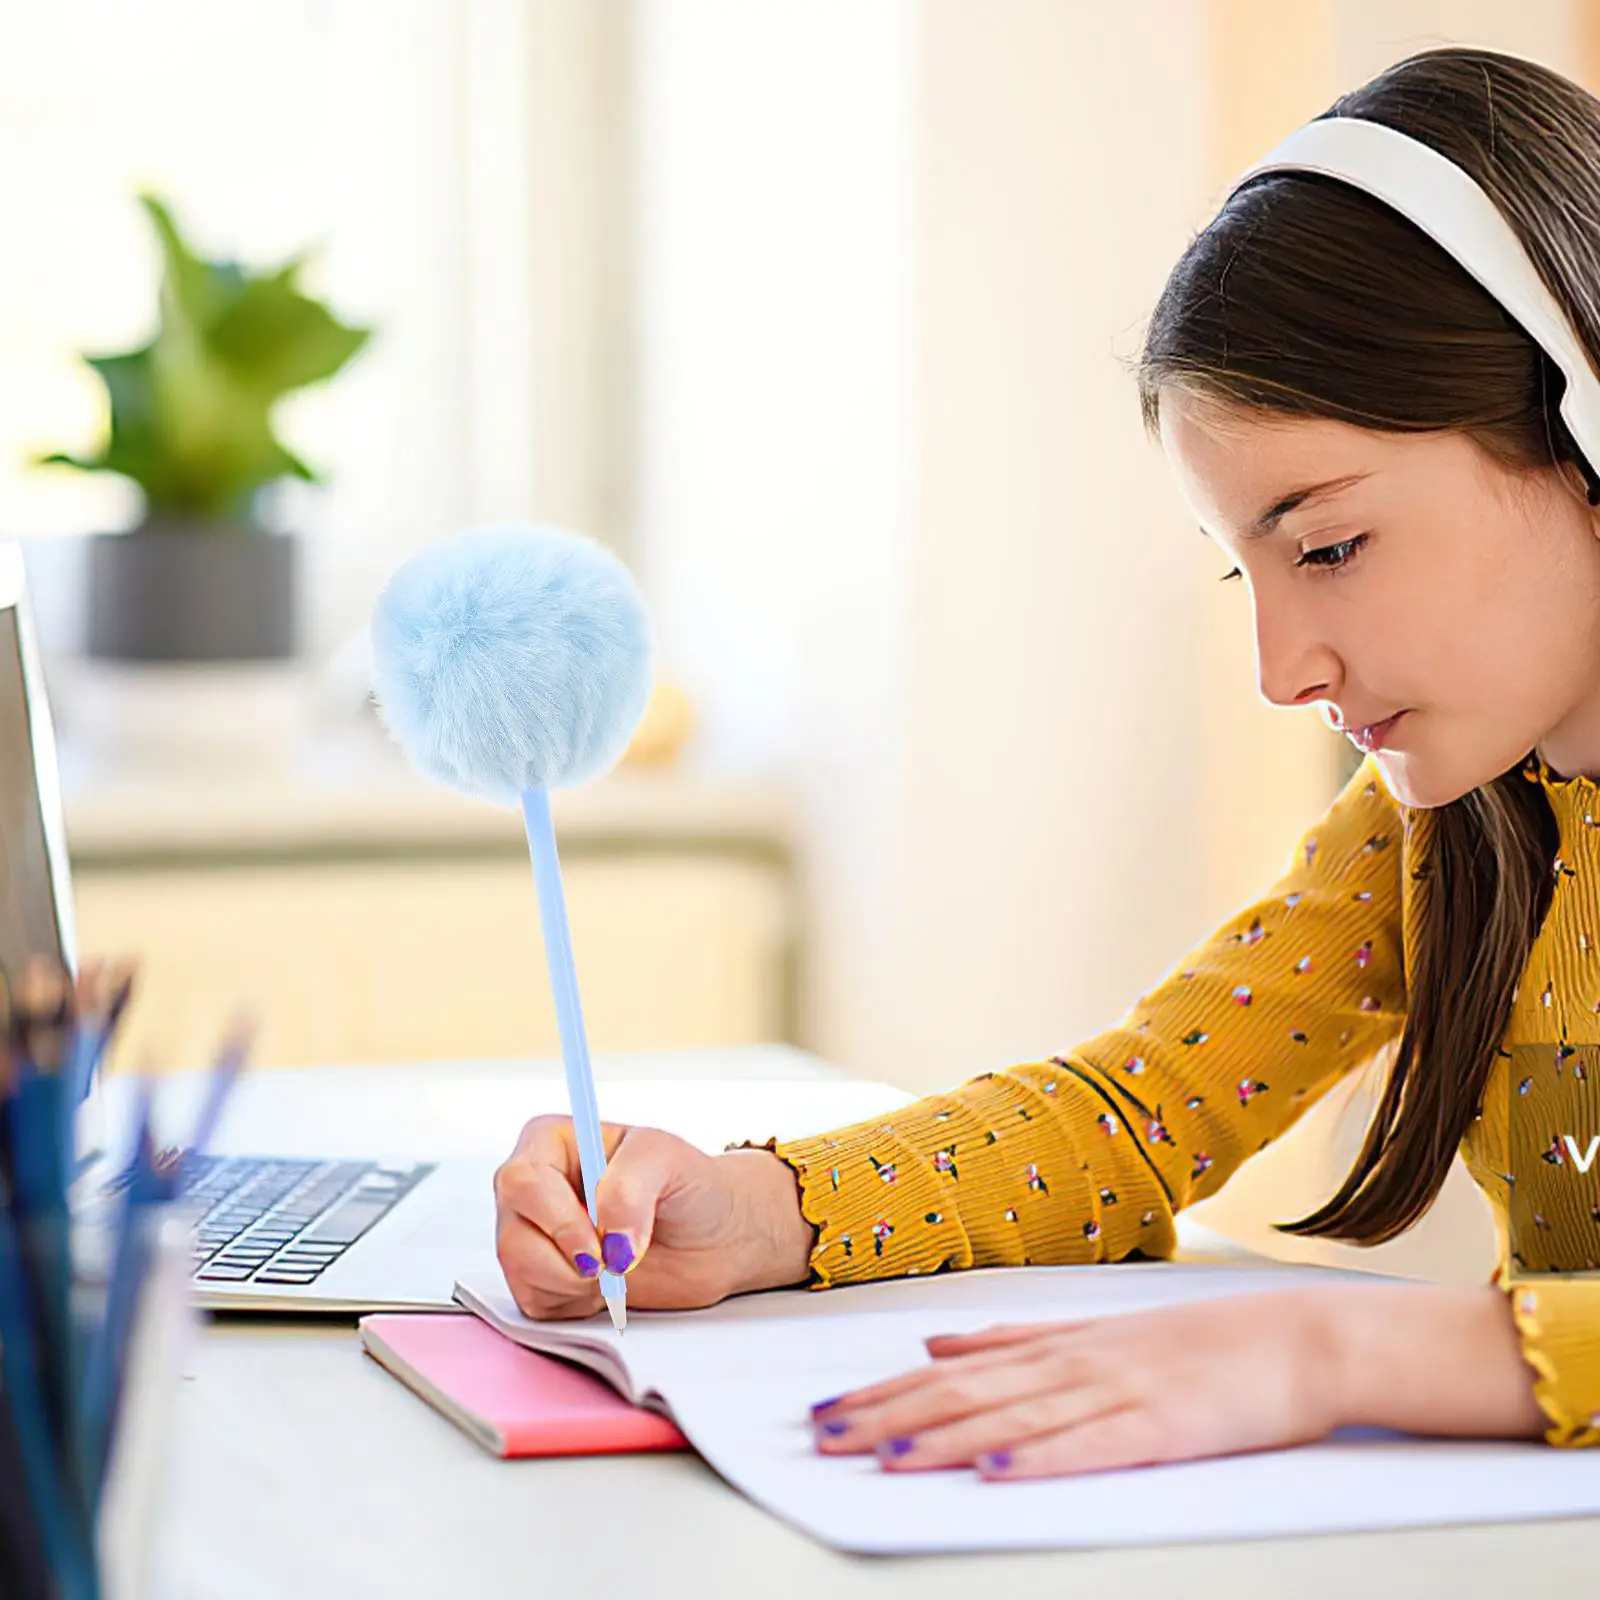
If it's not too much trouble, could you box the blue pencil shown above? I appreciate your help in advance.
[522,787,627,1333]
[175,1019,252,1186]
[12,1056,72,1464]
[79,1077,156,1509]
[0,1174,96,1598]
[0,1372,52,1597]
[83,1027,249,1508]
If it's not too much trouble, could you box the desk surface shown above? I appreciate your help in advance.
[146,1049,1600,1600]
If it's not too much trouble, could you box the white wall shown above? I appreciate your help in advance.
[632,0,1216,1089]
[629,0,917,1076]
[885,2,1216,1080]
[1334,0,1582,82]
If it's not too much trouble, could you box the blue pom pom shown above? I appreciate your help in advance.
[369,525,654,802]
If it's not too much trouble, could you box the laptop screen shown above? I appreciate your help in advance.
[0,543,76,982]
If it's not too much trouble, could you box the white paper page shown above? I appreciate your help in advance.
[449,1258,1600,1553]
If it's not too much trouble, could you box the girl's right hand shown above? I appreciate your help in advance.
[493,1117,816,1319]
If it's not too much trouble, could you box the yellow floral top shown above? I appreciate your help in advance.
[773,755,1600,1448]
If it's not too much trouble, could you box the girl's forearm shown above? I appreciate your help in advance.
[1313,1281,1549,1439]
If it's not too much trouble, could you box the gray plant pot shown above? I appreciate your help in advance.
[85,523,298,662]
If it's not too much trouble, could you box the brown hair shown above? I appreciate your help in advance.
[1137,46,1600,1244]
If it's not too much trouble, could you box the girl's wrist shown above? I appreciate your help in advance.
[716,1147,815,1296]
[1315,1281,1547,1438]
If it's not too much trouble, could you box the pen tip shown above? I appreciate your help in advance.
[608,1299,627,1335]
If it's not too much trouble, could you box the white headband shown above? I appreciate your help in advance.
[1231,116,1600,490]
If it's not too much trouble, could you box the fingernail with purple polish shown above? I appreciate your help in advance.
[878,1437,915,1461]
[574,1252,600,1279]
[979,1450,1013,1474]
[811,1397,843,1416]
[816,1416,851,1439]
[601,1233,635,1275]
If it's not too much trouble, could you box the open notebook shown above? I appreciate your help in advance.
[360,1312,686,1458]
[454,1258,1600,1555]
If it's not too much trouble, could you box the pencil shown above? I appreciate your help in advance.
[9,961,77,1500]
[521,787,627,1334]
[79,1077,156,1508]
[0,1376,52,1599]
[0,1169,94,1596]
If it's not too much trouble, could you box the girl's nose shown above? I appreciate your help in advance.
[1253,596,1337,710]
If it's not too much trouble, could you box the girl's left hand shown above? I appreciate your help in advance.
[811,1287,1341,1480]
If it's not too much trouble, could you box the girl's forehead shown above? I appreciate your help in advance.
[1160,392,1360,465]
[1158,398,1364,534]
[1158,395,1470,539]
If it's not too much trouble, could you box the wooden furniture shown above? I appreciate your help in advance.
[59,729,798,1074]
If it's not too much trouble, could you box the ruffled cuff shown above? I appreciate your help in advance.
[1504,1277,1600,1447]
[767,1119,975,1289]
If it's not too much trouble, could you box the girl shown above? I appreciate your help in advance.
[494,46,1600,1477]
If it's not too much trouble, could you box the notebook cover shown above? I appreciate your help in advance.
[360,1313,687,1459]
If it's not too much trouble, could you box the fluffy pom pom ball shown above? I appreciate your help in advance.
[369,525,654,803]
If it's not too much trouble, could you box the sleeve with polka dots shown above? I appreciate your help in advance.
[770,756,1408,1288]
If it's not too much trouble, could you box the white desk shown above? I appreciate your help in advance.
[142,1050,1600,1599]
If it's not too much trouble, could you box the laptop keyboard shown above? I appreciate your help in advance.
[182,1155,436,1286]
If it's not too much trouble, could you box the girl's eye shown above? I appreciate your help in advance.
[1296,534,1368,572]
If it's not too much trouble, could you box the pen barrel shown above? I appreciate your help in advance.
[520,790,618,1267]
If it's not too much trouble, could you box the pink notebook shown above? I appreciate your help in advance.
[360,1313,688,1459]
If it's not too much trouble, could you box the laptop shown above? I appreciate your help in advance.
[0,544,497,1313]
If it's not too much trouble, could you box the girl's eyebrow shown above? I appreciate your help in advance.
[1246,472,1372,538]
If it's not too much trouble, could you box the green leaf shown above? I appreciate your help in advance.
[40,192,374,521]
[270,436,319,483]
[51,346,188,505]
[87,348,158,435]
[208,265,372,396]
[139,194,249,334]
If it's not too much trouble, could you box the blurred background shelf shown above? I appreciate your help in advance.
[60,728,800,1074]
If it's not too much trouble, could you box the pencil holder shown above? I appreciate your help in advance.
[96,1210,197,1600]
[0,1227,197,1600]
[0,1439,49,1597]
[0,962,246,1600]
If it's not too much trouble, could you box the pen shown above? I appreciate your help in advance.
[521,787,626,1333]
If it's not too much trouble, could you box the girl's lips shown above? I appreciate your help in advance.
[1348,712,1405,753]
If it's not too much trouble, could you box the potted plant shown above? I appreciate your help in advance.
[40,194,371,664]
